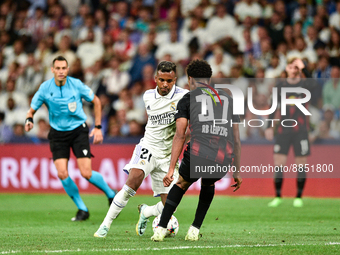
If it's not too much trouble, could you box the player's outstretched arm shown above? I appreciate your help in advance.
[164,117,188,187]
[89,95,103,144]
[231,123,242,192]
[25,108,36,132]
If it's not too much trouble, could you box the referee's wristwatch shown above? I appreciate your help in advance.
[94,125,102,129]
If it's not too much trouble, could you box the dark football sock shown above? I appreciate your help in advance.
[274,167,283,197]
[158,184,185,228]
[192,184,215,229]
[296,169,306,198]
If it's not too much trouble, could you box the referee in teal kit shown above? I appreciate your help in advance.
[25,56,116,221]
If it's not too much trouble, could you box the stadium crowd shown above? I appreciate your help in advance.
[0,0,339,144]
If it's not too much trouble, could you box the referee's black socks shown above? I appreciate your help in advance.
[192,184,215,229]
[159,184,185,228]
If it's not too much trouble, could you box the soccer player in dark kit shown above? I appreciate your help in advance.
[151,60,242,241]
[265,58,317,207]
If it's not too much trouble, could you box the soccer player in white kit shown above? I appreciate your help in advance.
[94,61,189,238]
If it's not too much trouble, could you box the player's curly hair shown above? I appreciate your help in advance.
[157,61,177,73]
[186,60,212,79]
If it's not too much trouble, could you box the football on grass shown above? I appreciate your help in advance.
[152,215,179,237]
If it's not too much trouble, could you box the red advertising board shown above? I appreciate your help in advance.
[0,144,339,197]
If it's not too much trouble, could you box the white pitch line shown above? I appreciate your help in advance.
[1,242,340,254]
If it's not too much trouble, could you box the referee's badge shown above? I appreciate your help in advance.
[68,102,77,112]
[170,102,176,111]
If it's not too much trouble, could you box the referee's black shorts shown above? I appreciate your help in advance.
[179,150,233,186]
[48,123,92,161]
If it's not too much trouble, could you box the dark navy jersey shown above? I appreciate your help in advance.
[175,88,240,164]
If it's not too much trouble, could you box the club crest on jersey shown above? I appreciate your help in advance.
[68,102,77,112]
[170,102,176,111]
[140,160,146,165]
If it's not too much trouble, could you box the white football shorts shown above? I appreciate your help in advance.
[123,142,179,197]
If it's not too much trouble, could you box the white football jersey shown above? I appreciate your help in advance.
[141,85,189,158]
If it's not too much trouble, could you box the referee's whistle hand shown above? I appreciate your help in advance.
[25,122,33,132]
[90,128,103,144]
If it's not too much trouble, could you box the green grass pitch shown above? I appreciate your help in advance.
[0,194,339,254]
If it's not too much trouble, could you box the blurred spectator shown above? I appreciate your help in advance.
[205,4,236,44]
[54,15,76,46]
[326,29,340,58]
[25,7,49,45]
[283,25,295,51]
[10,123,33,143]
[234,0,262,23]
[77,14,103,45]
[141,64,157,90]
[50,35,77,68]
[155,29,188,62]
[287,36,317,67]
[72,4,90,32]
[324,105,340,134]
[107,15,121,42]
[107,118,121,138]
[46,4,64,34]
[329,2,340,31]
[113,29,136,64]
[4,40,28,67]
[129,43,156,86]
[16,54,43,95]
[180,16,207,52]
[68,58,84,81]
[313,55,332,80]
[84,59,105,95]
[267,12,284,50]
[97,93,116,136]
[130,81,145,110]
[128,119,143,137]
[114,1,129,28]
[76,30,104,69]
[0,79,28,111]
[322,66,340,109]
[135,7,151,33]
[0,111,12,143]
[116,108,130,136]
[310,120,340,142]
[292,3,313,35]
[230,65,249,95]
[36,118,50,141]
[265,54,284,78]
[305,26,324,50]
[102,56,130,102]
[3,97,27,127]
[94,8,108,31]
[313,15,331,44]
[255,68,273,96]
[207,46,233,77]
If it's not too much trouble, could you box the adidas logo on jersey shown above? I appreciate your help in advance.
[147,105,151,110]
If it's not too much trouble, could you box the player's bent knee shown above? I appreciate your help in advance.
[58,171,68,180]
[126,168,144,191]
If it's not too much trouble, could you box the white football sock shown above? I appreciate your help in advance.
[143,201,164,218]
[102,185,136,228]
